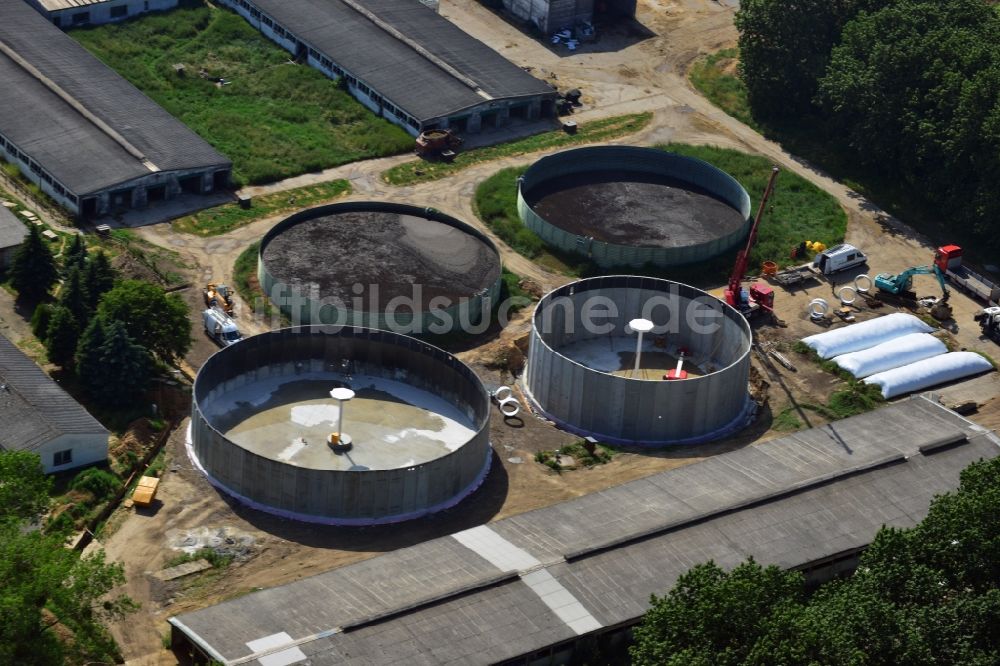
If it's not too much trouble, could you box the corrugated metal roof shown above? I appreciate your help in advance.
[0,334,108,453]
[0,206,27,251]
[34,0,123,10]
[248,0,555,121]
[170,397,1000,665]
[0,1,230,196]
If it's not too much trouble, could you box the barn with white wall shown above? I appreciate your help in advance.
[0,1,231,219]
[27,0,178,28]
[0,335,109,475]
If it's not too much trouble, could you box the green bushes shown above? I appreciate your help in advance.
[474,166,545,258]
[70,468,120,502]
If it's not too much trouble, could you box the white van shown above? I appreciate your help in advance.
[813,243,867,275]
[203,307,243,346]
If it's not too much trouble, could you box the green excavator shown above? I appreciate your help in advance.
[874,264,953,320]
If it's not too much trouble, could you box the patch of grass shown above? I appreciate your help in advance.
[145,450,167,478]
[70,3,412,186]
[172,179,350,236]
[232,240,280,319]
[535,440,614,472]
[500,269,535,314]
[474,166,542,257]
[383,113,653,186]
[165,547,233,569]
[826,381,885,418]
[772,407,804,432]
[689,48,759,132]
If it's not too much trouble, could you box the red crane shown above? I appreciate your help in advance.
[724,166,780,314]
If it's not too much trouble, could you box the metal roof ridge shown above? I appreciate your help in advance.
[0,36,159,173]
[334,0,490,97]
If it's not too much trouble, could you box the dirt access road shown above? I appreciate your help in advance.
[109,1,1000,662]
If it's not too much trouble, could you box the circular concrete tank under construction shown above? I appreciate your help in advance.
[524,276,754,445]
[517,146,752,268]
[188,327,492,525]
[258,202,502,335]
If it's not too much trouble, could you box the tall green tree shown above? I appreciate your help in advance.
[817,0,1000,246]
[77,319,151,407]
[9,226,58,303]
[735,0,888,121]
[74,316,107,384]
[62,234,87,274]
[57,265,91,328]
[30,303,54,343]
[83,250,116,311]
[96,280,190,361]
[630,559,804,666]
[43,306,79,370]
[0,451,51,523]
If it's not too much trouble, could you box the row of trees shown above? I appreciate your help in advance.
[12,227,191,406]
[736,0,1000,251]
[0,451,135,664]
[630,455,1000,664]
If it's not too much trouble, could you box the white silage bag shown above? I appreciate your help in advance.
[801,312,934,359]
[832,333,947,378]
[863,351,994,399]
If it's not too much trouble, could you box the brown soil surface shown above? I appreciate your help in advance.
[525,169,744,247]
[261,211,501,307]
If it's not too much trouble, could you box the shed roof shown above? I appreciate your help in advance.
[248,0,554,121]
[0,334,109,453]
[0,1,230,196]
[0,207,27,251]
[34,0,125,10]
[170,397,1000,665]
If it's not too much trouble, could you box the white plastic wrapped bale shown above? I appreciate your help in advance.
[801,312,934,359]
[832,333,947,378]
[863,351,994,399]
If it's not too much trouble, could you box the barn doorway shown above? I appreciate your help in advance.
[179,175,202,194]
[80,197,98,218]
[147,184,167,204]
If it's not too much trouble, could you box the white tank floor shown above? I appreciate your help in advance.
[205,374,476,471]
[556,336,707,380]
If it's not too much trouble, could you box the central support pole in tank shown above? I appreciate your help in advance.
[328,387,355,452]
[629,318,655,377]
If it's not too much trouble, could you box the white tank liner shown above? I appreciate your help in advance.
[863,351,994,399]
[802,312,934,359]
[832,333,947,378]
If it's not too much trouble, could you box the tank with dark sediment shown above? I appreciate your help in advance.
[524,276,754,445]
[258,202,502,335]
[517,146,752,268]
[188,327,492,525]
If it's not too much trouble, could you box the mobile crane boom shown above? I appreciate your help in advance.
[724,166,780,313]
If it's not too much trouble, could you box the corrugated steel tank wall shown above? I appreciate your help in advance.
[524,276,753,445]
[517,146,752,268]
[258,202,502,335]
[191,327,492,524]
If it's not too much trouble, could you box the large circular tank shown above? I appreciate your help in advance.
[517,146,752,268]
[524,276,754,445]
[188,327,492,525]
[258,202,502,335]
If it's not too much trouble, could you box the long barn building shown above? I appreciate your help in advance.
[217,0,558,136]
[0,1,231,219]
[170,397,1000,664]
